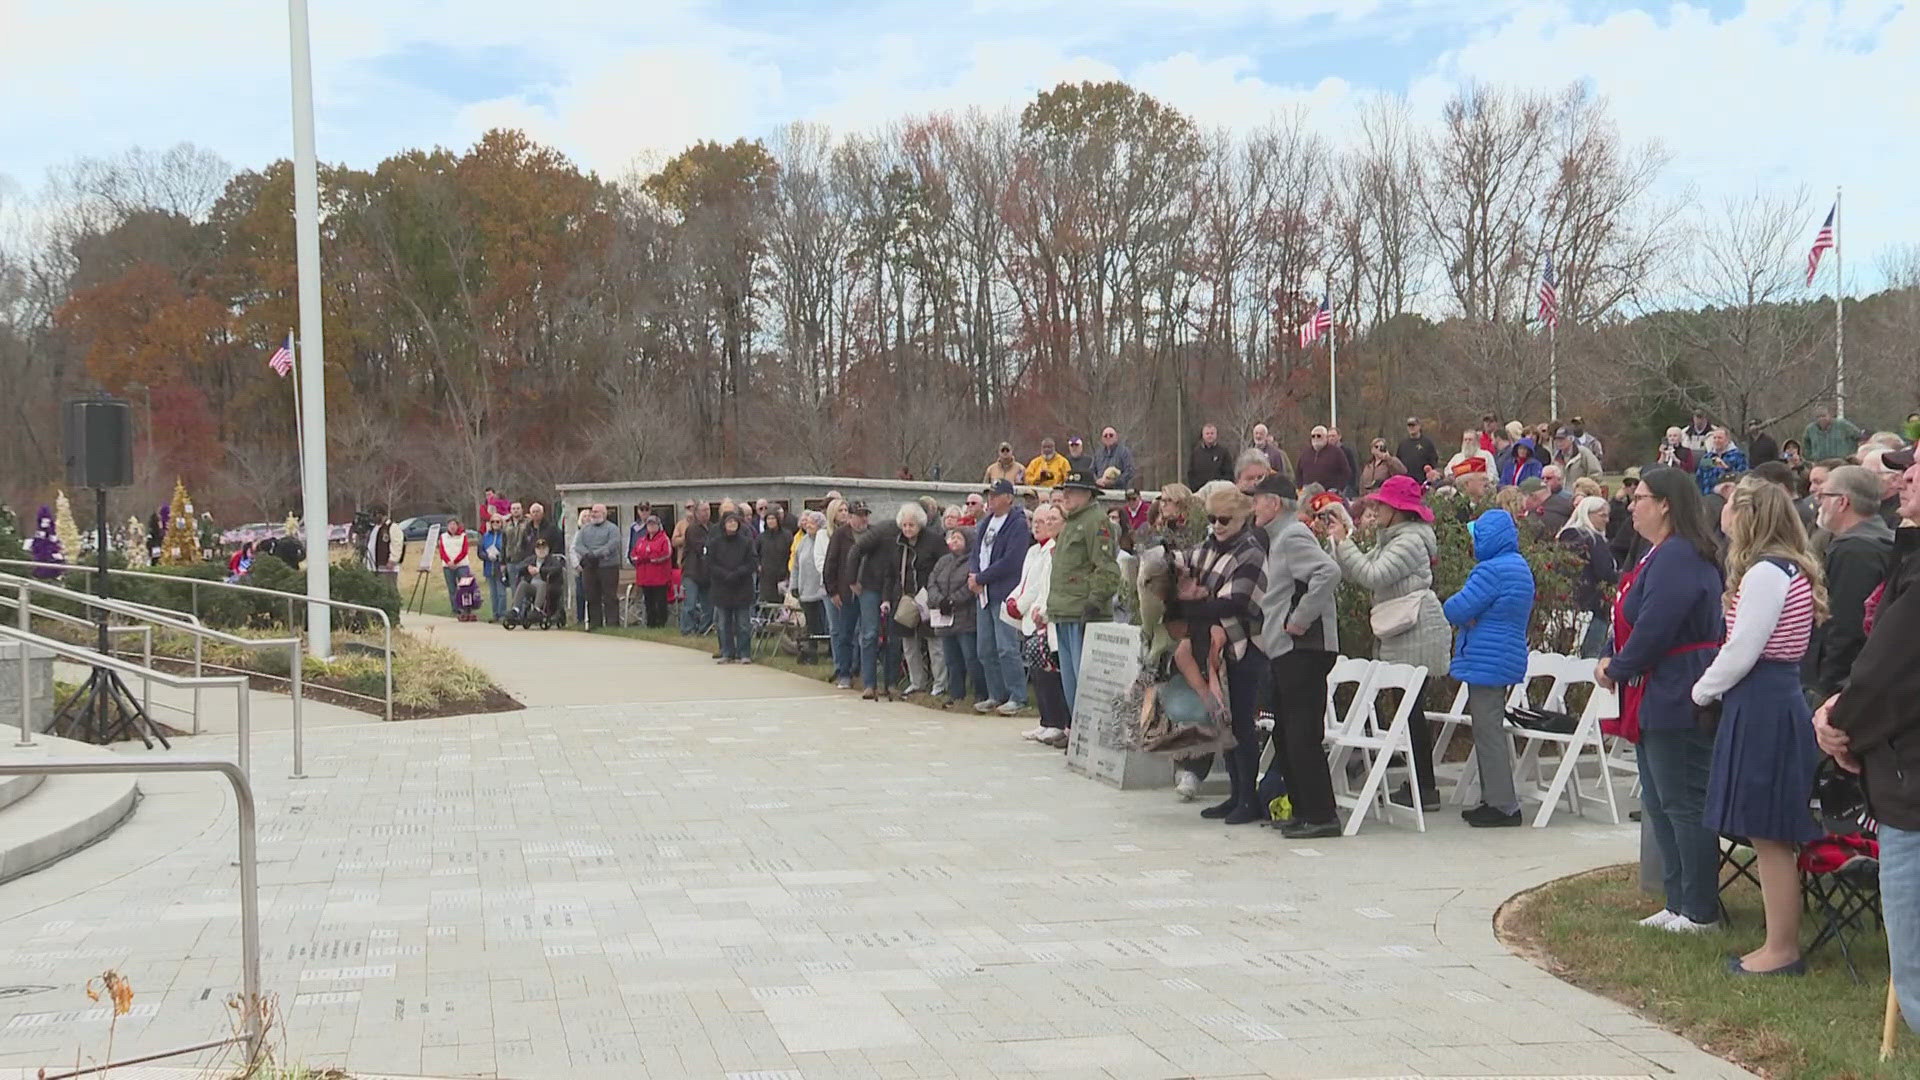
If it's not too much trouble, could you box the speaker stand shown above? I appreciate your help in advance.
[47,487,170,749]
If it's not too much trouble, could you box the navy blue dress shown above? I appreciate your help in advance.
[1702,564,1822,844]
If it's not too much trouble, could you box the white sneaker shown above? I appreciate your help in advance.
[1664,915,1722,934]
[1040,729,1069,748]
[1020,725,1049,741]
[1637,909,1679,930]
[996,701,1024,717]
[1175,771,1200,801]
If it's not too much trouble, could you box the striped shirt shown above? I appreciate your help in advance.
[1694,556,1815,705]
[1726,560,1815,660]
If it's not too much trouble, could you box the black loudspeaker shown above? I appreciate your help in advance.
[64,397,135,489]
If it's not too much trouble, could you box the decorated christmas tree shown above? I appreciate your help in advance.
[54,490,81,564]
[159,479,200,566]
[124,516,150,568]
[28,505,63,578]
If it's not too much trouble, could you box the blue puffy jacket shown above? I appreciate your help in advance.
[1500,439,1544,487]
[1443,509,1535,686]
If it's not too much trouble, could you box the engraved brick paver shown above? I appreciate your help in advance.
[0,620,1756,1079]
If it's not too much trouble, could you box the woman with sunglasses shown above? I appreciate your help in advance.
[1175,485,1271,824]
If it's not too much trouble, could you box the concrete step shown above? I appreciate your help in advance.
[0,769,42,812]
[0,736,140,885]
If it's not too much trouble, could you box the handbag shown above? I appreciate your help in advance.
[1369,590,1428,638]
[894,590,922,629]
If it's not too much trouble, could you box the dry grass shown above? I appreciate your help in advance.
[1502,862,1907,1080]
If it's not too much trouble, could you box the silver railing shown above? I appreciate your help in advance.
[0,573,305,777]
[0,559,392,723]
[0,623,253,776]
[0,591,155,714]
[0,756,263,1077]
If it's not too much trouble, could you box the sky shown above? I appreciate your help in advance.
[0,0,1913,287]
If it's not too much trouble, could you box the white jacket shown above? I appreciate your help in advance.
[1002,538,1057,649]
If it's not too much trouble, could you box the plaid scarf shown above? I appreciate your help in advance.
[1187,525,1269,660]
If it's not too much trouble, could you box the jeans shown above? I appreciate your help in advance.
[484,562,506,619]
[714,604,752,660]
[1466,684,1517,812]
[679,578,712,635]
[941,632,984,702]
[640,584,669,627]
[1054,620,1088,716]
[1637,725,1721,924]
[1266,650,1338,824]
[442,567,462,611]
[828,597,858,679]
[857,590,883,689]
[977,607,1027,706]
[1881,824,1920,1029]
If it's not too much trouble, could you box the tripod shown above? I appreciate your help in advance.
[49,487,169,749]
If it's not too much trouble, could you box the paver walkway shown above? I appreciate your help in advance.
[0,617,1755,1079]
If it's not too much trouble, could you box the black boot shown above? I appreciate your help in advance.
[1200,798,1238,820]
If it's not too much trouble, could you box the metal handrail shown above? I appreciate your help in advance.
[0,559,392,723]
[0,756,262,1077]
[1,573,303,775]
[0,593,156,717]
[0,623,252,777]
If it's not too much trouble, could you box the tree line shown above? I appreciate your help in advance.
[2,79,1916,525]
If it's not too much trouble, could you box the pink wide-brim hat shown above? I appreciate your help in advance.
[1368,475,1434,523]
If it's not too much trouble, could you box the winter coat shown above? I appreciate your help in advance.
[823,523,861,601]
[1606,536,1724,733]
[1257,517,1341,659]
[1024,453,1072,488]
[1332,520,1452,674]
[1187,441,1234,491]
[1806,515,1893,698]
[1396,435,1441,481]
[573,518,623,568]
[973,509,1033,606]
[1695,444,1749,495]
[1048,500,1123,621]
[927,546,978,637]
[1559,528,1617,614]
[984,459,1024,486]
[851,524,906,597]
[791,530,828,603]
[1558,443,1604,484]
[1748,430,1779,466]
[630,529,673,588]
[1091,442,1137,488]
[758,521,796,603]
[1499,441,1544,487]
[1832,526,1920,828]
[478,530,504,576]
[1803,417,1862,462]
[1295,444,1352,493]
[704,520,758,607]
[681,520,711,586]
[1442,510,1534,686]
[437,527,471,569]
[1359,455,1406,492]
[1005,539,1057,647]
[886,526,945,608]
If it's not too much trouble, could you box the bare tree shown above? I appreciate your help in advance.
[1419,85,1550,323]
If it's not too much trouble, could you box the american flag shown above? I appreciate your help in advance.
[267,334,293,378]
[1537,253,1558,329]
[1805,205,1835,286]
[1296,297,1332,348]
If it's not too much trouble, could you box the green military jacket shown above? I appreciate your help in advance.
[1049,500,1123,621]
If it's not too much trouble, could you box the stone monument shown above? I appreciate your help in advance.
[1064,622,1173,789]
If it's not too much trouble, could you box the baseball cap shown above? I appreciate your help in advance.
[1622,467,1642,482]
[1253,474,1297,500]
[1405,416,1420,425]
[1885,448,1916,470]
[1519,477,1546,493]
[998,441,1012,452]
[1066,435,1084,445]
[1554,427,1571,439]
[989,479,1017,496]
[848,501,871,516]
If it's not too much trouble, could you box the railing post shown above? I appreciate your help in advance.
[141,625,153,719]
[192,634,203,735]
[289,637,305,779]
[232,761,263,1064]
[382,614,394,723]
[14,581,29,747]
[235,682,250,780]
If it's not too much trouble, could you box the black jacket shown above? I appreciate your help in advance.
[704,521,758,607]
[1560,530,1618,614]
[516,519,562,563]
[1831,526,1920,828]
[1807,516,1893,697]
[887,526,945,607]
[851,523,919,599]
[1186,442,1233,490]
[823,524,860,601]
[1748,431,1779,466]
[1395,435,1440,481]
[759,521,795,602]
[682,520,711,585]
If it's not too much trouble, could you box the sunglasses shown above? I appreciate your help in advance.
[1207,515,1237,525]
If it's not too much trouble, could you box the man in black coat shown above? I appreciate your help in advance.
[1805,464,1893,700]
[1186,423,1234,491]
[1395,417,1440,482]
[1745,419,1780,467]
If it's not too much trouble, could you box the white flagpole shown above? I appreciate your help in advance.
[1548,318,1558,421]
[1834,185,1846,420]
[1327,275,1338,429]
[289,0,333,657]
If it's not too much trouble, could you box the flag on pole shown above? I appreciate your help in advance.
[1806,204,1836,286]
[1296,297,1332,348]
[1537,253,1559,329]
[267,334,294,378]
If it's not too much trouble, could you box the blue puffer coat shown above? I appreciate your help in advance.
[1443,509,1535,686]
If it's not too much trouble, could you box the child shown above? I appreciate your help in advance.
[454,568,482,622]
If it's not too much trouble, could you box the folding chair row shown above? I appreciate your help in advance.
[1324,658,1430,837]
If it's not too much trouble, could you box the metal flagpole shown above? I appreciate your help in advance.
[1548,319,1558,421]
[1834,185,1846,421]
[288,0,333,657]
[1326,275,1337,429]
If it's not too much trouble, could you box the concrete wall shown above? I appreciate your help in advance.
[555,475,1134,532]
[0,643,55,735]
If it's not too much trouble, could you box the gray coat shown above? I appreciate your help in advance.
[792,530,827,603]
[1257,518,1341,658]
[1331,520,1452,674]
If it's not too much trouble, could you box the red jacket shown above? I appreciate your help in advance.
[630,531,673,587]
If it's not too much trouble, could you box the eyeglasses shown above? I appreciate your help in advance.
[1207,515,1237,525]
[1628,493,1657,504]
[1815,491,1848,502]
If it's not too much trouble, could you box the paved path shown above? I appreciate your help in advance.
[0,620,1754,1079]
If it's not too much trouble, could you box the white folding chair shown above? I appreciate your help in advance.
[1327,660,1430,836]
[1508,656,1625,827]
[1436,653,1544,807]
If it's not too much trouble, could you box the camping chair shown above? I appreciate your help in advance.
[1327,660,1430,836]
[749,601,801,659]
[1798,763,1883,983]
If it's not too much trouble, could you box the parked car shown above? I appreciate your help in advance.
[396,514,455,543]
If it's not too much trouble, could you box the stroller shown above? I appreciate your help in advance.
[502,552,567,630]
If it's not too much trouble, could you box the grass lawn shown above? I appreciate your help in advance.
[1504,862,1906,1080]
